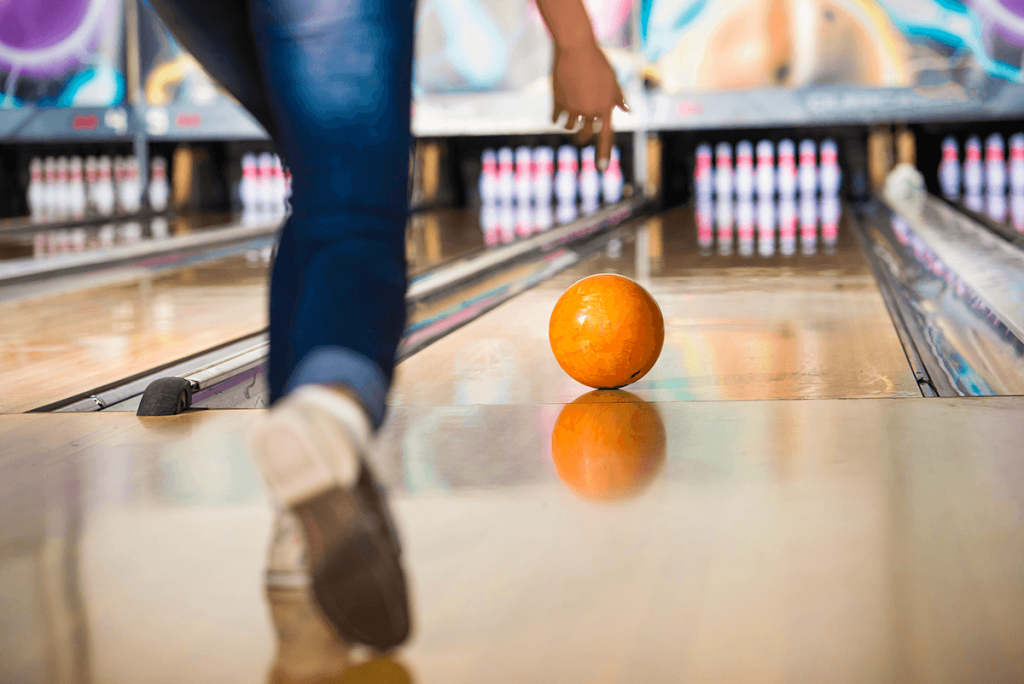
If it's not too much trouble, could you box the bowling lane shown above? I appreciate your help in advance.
[391,203,921,407]
[0,209,487,413]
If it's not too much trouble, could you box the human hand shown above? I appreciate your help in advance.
[551,43,629,170]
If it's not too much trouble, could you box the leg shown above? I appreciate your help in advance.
[249,0,414,427]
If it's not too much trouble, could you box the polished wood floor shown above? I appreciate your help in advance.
[2,396,1023,683]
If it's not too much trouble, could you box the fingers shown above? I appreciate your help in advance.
[564,112,580,132]
[597,111,613,170]
[576,118,596,145]
[552,104,565,125]
[616,88,629,113]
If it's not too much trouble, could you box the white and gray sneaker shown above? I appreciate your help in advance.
[251,384,410,651]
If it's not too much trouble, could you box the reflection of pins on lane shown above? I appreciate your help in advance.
[714,142,733,199]
[779,197,797,256]
[755,140,775,202]
[799,196,817,254]
[964,136,983,195]
[694,143,713,199]
[737,198,755,257]
[1011,193,1024,232]
[986,192,1007,222]
[735,140,754,199]
[696,198,713,252]
[939,136,961,200]
[819,138,840,196]
[821,196,840,250]
[985,133,1006,196]
[715,197,733,255]
[798,139,817,198]
[534,202,553,233]
[777,139,797,198]
[757,199,775,257]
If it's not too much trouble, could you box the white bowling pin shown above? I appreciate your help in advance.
[271,155,287,214]
[515,146,533,207]
[819,138,841,196]
[55,157,70,220]
[556,199,577,225]
[240,153,259,214]
[43,157,58,220]
[95,156,116,217]
[821,195,840,249]
[777,139,797,198]
[964,136,983,195]
[27,158,44,222]
[939,136,961,200]
[515,201,533,237]
[735,140,754,199]
[534,202,553,233]
[696,197,713,252]
[555,146,578,205]
[579,146,600,208]
[497,147,515,205]
[714,142,733,199]
[757,198,775,257]
[755,140,775,202]
[1011,192,1024,232]
[985,133,1006,197]
[694,143,713,199]
[601,146,623,204]
[798,139,817,198]
[532,147,554,207]
[84,156,98,215]
[779,197,797,256]
[148,157,170,212]
[68,157,86,220]
[986,192,1007,222]
[1010,133,1024,195]
[737,197,755,257]
[258,152,275,212]
[480,200,500,246]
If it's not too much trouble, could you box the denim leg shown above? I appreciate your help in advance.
[144,0,415,428]
[249,0,415,428]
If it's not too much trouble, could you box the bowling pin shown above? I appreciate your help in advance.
[239,154,259,215]
[579,146,601,208]
[497,147,515,205]
[798,139,817,198]
[735,141,754,199]
[757,198,775,257]
[964,136,983,196]
[556,199,578,225]
[515,146,533,207]
[499,201,516,243]
[755,140,775,202]
[148,157,170,212]
[271,155,287,214]
[532,147,554,207]
[694,143,713,199]
[965,192,983,213]
[555,146,578,205]
[939,136,961,200]
[534,201,553,233]
[777,139,797,199]
[714,142,733,199]
[985,133,1006,197]
[95,156,116,217]
[1010,133,1024,196]
[55,157,70,220]
[27,158,44,222]
[124,157,142,213]
[480,200,500,246]
[68,157,86,220]
[258,152,275,212]
[84,156,98,215]
[601,146,623,204]
[515,200,533,237]
[43,157,58,220]
[819,139,841,196]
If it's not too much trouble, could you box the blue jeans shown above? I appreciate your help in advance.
[146,0,415,428]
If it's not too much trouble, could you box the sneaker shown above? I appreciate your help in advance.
[251,385,411,651]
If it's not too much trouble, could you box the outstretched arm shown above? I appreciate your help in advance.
[534,0,628,168]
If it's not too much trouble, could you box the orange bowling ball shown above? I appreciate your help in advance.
[551,390,666,500]
[549,274,664,389]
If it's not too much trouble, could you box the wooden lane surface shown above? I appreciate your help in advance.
[0,210,486,414]
[1,396,1023,682]
[391,207,921,407]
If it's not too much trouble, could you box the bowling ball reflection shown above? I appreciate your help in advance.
[551,390,666,500]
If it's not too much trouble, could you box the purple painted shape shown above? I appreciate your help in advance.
[0,0,91,52]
